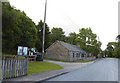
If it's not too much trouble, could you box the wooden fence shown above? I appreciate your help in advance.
[2,58,28,79]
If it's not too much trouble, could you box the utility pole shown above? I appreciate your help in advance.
[42,0,47,61]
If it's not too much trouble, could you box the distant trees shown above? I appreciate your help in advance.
[116,35,120,58]
[117,35,120,42]
[35,20,50,52]
[2,2,102,56]
[105,35,120,58]
[66,28,102,57]
[77,28,102,57]
[49,27,66,43]
[105,42,116,57]
[66,32,78,45]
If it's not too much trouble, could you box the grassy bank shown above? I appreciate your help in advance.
[45,58,93,63]
[79,59,92,63]
[28,61,63,75]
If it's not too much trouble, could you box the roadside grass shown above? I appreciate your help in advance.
[44,58,67,62]
[45,58,92,63]
[28,61,63,75]
[79,59,91,63]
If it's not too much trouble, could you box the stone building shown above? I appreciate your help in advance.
[45,40,87,61]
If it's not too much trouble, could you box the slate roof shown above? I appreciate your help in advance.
[58,41,86,54]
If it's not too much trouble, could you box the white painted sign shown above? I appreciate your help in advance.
[17,46,28,56]
[17,46,23,55]
[23,47,28,56]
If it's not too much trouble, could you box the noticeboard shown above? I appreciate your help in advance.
[17,46,28,56]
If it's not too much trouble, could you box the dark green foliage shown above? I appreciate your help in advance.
[49,27,66,43]
[106,35,120,58]
[2,2,37,54]
[66,32,78,45]
[106,42,115,57]
[35,20,50,52]
[66,28,102,57]
[77,28,102,56]
[18,14,37,47]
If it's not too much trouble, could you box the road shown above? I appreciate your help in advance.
[47,58,119,81]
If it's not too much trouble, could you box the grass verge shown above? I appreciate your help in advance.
[28,61,63,75]
[79,59,91,63]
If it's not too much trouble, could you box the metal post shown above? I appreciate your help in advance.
[42,0,47,60]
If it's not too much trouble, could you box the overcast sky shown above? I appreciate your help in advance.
[9,0,119,50]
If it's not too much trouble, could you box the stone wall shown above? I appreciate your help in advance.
[45,41,88,62]
[69,51,82,61]
[45,42,70,61]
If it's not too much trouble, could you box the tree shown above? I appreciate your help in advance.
[106,42,115,57]
[35,20,50,52]
[49,27,66,43]
[2,2,37,54]
[17,12,37,48]
[112,35,120,58]
[106,40,120,58]
[66,32,78,45]
[116,35,120,58]
[77,28,102,57]
[2,2,20,53]
[117,35,120,42]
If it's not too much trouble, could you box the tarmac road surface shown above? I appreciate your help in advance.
[47,58,119,81]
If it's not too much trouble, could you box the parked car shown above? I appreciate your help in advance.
[34,52,43,61]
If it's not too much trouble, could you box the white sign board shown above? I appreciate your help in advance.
[23,47,28,56]
[17,46,28,56]
[17,46,23,55]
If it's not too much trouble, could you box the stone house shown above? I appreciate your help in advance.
[45,40,87,61]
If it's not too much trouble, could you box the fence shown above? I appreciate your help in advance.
[2,57,28,79]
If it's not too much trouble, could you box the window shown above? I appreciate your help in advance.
[76,53,79,57]
[81,54,84,57]
[73,53,74,58]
